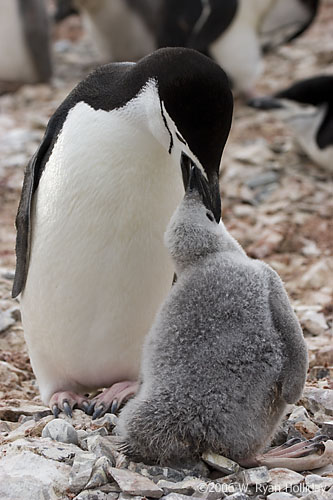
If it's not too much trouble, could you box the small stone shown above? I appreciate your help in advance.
[42,418,79,445]
[157,477,202,495]
[85,456,114,490]
[0,401,51,421]
[109,467,164,498]
[226,494,250,500]
[2,436,80,463]
[305,474,333,491]
[301,388,333,417]
[300,493,329,500]
[239,466,270,486]
[268,468,304,491]
[86,435,119,464]
[129,463,186,483]
[91,413,118,432]
[267,493,298,500]
[118,494,145,500]
[74,490,111,500]
[301,311,328,336]
[0,309,15,332]
[161,495,202,500]
[2,419,36,442]
[202,451,240,474]
[69,451,96,493]
[321,422,333,439]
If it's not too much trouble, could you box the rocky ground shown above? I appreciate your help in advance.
[0,1,332,499]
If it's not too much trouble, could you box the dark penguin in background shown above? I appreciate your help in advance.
[62,1,319,97]
[117,166,332,471]
[13,48,233,418]
[0,0,52,85]
[249,75,333,170]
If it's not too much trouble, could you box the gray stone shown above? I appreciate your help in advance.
[129,463,186,483]
[239,466,270,486]
[268,468,304,491]
[161,495,202,500]
[202,451,240,474]
[108,467,164,498]
[92,413,118,432]
[74,490,116,500]
[321,421,333,439]
[301,388,333,416]
[267,493,298,500]
[0,401,51,421]
[305,474,333,491]
[0,449,71,499]
[157,477,202,495]
[2,436,80,463]
[86,435,119,464]
[300,493,329,500]
[42,418,79,445]
[85,456,114,490]
[226,493,250,500]
[69,451,96,493]
[0,309,15,332]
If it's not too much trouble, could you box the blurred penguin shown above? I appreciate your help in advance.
[0,0,52,87]
[249,75,333,170]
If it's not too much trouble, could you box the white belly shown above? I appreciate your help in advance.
[20,102,184,403]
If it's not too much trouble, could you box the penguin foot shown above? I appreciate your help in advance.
[87,381,138,420]
[49,391,89,418]
[251,436,333,471]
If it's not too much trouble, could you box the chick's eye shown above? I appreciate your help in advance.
[206,211,214,222]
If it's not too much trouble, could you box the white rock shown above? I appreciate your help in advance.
[305,474,333,491]
[157,477,202,495]
[239,466,270,485]
[202,451,240,474]
[268,468,304,491]
[267,493,298,499]
[109,467,164,498]
[0,309,15,332]
[0,450,71,499]
[69,452,96,493]
[42,418,79,445]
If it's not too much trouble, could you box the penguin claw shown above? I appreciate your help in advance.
[81,401,90,414]
[63,400,73,417]
[111,399,119,414]
[52,405,60,418]
[92,403,107,420]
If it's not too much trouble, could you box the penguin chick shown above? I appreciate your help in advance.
[248,75,333,171]
[117,166,308,468]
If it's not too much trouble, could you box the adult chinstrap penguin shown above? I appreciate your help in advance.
[13,47,233,419]
[115,166,332,471]
[248,75,333,170]
[0,0,52,87]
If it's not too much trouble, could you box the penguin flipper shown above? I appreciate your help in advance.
[12,123,55,298]
[267,270,308,404]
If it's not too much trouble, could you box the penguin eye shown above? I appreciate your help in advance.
[206,211,214,222]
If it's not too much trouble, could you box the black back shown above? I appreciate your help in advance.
[275,75,333,149]
[12,48,233,298]
[156,0,238,54]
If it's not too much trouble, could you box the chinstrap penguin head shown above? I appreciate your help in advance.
[164,165,222,270]
[132,47,233,222]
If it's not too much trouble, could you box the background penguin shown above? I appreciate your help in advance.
[12,47,233,419]
[248,75,333,170]
[60,1,319,97]
[0,0,52,88]
[117,165,317,471]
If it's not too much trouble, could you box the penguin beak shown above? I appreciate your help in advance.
[181,153,221,223]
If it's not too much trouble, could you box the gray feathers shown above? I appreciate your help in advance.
[117,169,308,466]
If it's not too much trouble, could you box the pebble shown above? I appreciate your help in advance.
[268,468,304,491]
[305,474,333,491]
[129,463,187,483]
[42,418,79,445]
[301,388,333,417]
[157,477,202,495]
[0,401,51,421]
[85,456,114,489]
[321,421,333,439]
[108,467,164,498]
[0,308,15,332]
[86,434,119,464]
[202,451,240,474]
[69,451,97,493]
[267,493,298,500]
[238,466,270,486]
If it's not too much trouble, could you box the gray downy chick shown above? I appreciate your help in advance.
[117,165,308,468]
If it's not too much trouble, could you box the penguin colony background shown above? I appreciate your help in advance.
[0,0,332,481]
